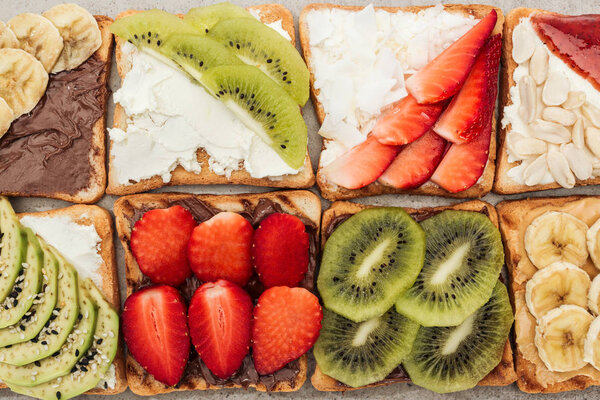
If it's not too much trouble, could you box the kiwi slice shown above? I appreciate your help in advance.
[395,210,504,327]
[208,18,310,105]
[185,2,253,33]
[313,308,419,388]
[403,281,513,393]
[200,65,307,169]
[318,208,426,322]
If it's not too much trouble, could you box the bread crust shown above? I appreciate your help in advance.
[113,190,321,395]
[299,4,503,201]
[312,199,517,391]
[106,5,315,196]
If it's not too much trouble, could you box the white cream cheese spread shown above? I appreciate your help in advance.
[248,8,291,41]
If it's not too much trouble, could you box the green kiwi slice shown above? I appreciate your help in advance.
[313,308,419,388]
[403,281,513,393]
[395,210,504,327]
[318,208,426,322]
[208,18,310,105]
[200,65,307,169]
[185,2,253,33]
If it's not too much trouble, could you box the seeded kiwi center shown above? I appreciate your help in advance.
[356,239,393,279]
[441,313,475,355]
[351,317,380,347]
[430,242,471,285]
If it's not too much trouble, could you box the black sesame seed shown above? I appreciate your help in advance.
[81,366,88,372]
[56,391,61,399]
[41,341,47,345]
[205,28,209,33]
[52,351,60,357]
[35,361,41,367]
[280,144,286,149]
[157,40,161,46]
[199,61,204,67]
[51,330,58,335]
[75,349,79,357]
[96,338,103,345]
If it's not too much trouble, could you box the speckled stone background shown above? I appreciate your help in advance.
[1,0,600,398]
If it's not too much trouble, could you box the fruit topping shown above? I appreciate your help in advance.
[588,218,600,270]
[584,315,600,371]
[187,212,253,287]
[188,280,252,380]
[185,2,253,34]
[0,98,14,139]
[589,274,600,316]
[252,213,309,288]
[130,205,196,286]
[122,285,190,386]
[252,286,322,375]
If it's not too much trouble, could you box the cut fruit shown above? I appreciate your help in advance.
[208,17,309,105]
[0,197,28,303]
[403,281,513,393]
[318,207,425,322]
[372,95,446,146]
[395,210,504,327]
[185,2,253,34]
[321,136,399,190]
[313,308,419,388]
[405,10,497,104]
[378,130,447,189]
[201,65,307,169]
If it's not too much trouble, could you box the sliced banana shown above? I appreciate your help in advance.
[584,316,600,371]
[7,13,63,73]
[0,97,14,138]
[535,304,593,372]
[587,218,600,270]
[0,21,18,49]
[0,48,48,118]
[43,3,101,73]
[589,274,600,316]
[526,262,591,319]
[525,211,589,269]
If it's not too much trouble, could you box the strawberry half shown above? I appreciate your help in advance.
[187,212,254,287]
[372,95,446,145]
[188,280,252,380]
[252,213,309,288]
[320,136,400,189]
[406,9,497,104]
[434,34,502,144]
[379,130,447,189]
[122,285,190,387]
[130,206,196,286]
[252,287,322,375]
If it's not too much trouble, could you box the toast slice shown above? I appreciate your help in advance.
[106,5,315,196]
[497,196,600,393]
[494,8,600,194]
[0,15,113,204]
[299,4,503,201]
[113,190,321,394]
[0,204,126,395]
[312,199,517,391]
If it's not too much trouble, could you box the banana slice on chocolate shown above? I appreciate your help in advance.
[8,13,63,72]
[0,48,48,118]
[0,97,14,138]
[43,4,101,73]
[0,21,18,49]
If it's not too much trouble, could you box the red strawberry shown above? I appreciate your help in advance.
[252,213,309,288]
[434,34,502,144]
[320,136,399,189]
[406,10,497,104]
[372,95,446,145]
[252,287,322,375]
[187,212,254,287]
[379,130,447,189]
[130,206,196,286]
[188,280,252,380]
[122,285,190,386]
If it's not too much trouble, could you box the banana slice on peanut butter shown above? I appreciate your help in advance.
[0,21,18,49]
[43,3,101,73]
[8,13,64,72]
[0,97,14,138]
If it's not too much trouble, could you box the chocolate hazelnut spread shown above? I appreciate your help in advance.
[0,55,108,195]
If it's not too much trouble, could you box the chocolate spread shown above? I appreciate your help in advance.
[0,55,108,195]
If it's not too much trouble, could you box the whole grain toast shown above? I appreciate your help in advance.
[312,199,517,391]
[113,190,321,395]
[106,5,315,196]
[299,4,503,201]
[494,8,600,194]
[497,196,600,393]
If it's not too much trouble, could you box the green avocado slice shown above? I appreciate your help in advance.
[0,197,28,303]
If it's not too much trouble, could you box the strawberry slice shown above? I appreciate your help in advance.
[123,285,190,386]
[406,9,497,104]
[252,213,309,288]
[187,212,254,287]
[131,206,197,286]
[252,286,322,375]
[188,280,252,380]
[379,130,447,189]
[321,136,400,189]
[372,95,446,145]
[434,34,502,144]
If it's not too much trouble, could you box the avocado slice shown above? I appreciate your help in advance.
[0,197,28,303]
[0,228,43,329]
[0,240,58,347]
[0,283,97,386]
[9,279,120,400]
[0,251,79,366]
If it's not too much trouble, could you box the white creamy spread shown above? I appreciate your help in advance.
[248,8,291,41]
[96,364,116,389]
[305,4,478,166]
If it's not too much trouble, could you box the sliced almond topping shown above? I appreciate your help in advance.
[514,137,548,157]
[563,91,586,110]
[524,154,549,186]
[561,143,593,181]
[530,119,571,144]
[512,23,536,64]
[585,126,600,158]
[542,72,569,106]
[519,75,537,123]
[530,45,548,85]
[547,145,576,188]
[583,103,600,128]
[572,118,585,149]
[543,107,577,126]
